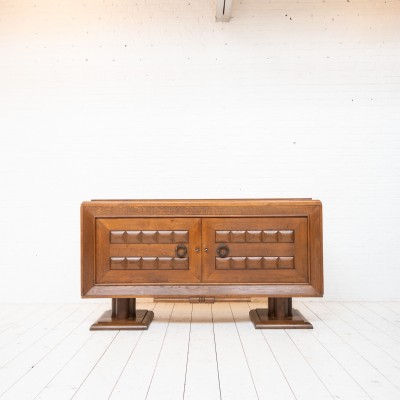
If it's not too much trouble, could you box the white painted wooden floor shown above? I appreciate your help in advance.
[0,301,400,400]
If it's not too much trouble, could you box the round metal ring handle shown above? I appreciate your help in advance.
[175,244,188,258]
[217,244,229,258]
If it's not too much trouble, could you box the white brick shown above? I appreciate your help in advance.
[0,0,399,301]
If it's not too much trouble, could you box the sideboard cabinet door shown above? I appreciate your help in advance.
[95,218,202,284]
[201,217,308,284]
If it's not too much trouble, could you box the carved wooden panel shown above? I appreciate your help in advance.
[110,257,188,270]
[95,218,201,284]
[110,230,188,244]
[215,230,294,243]
[202,217,308,284]
[215,256,294,270]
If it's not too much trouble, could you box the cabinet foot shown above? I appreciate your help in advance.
[249,297,312,329]
[90,298,154,330]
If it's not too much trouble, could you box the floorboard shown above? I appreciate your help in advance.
[0,304,63,348]
[146,303,192,400]
[300,302,400,400]
[342,302,400,344]
[0,301,399,400]
[233,302,296,400]
[1,304,100,400]
[308,302,400,392]
[212,302,258,400]
[0,304,96,396]
[184,303,220,400]
[109,302,174,400]
[0,304,32,321]
[385,302,400,315]
[289,303,370,400]
[0,304,80,369]
[258,320,332,400]
[362,302,400,327]
[333,303,400,358]
[36,328,118,399]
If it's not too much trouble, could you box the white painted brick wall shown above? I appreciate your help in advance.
[0,0,399,301]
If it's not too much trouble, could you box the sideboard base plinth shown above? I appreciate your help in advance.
[90,309,154,330]
[249,297,313,329]
[90,298,154,330]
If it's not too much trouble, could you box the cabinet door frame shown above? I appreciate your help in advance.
[95,217,202,284]
[201,217,309,284]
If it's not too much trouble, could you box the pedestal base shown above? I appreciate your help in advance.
[249,308,312,329]
[249,297,313,329]
[91,309,154,330]
[90,298,154,330]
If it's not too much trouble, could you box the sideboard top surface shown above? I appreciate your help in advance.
[81,199,322,217]
[84,198,318,205]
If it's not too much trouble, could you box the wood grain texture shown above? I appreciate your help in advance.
[202,216,308,283]
[84,284,320,297]
[81,199,323,299]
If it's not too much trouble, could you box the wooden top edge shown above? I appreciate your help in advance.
[82,198,321,206]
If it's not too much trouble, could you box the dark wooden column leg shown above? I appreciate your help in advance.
[115,298,130,320]
[111,298,117,318]
[129,298,136,318]
[90,298,154,331]
[249,297,312,329]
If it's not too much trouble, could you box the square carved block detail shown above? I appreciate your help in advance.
[215,257,294,269]
[215,256,294,270]
[215,230,294,243]
[110,257,189,270]
[110,230,189,244]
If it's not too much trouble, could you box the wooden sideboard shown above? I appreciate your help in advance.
[81,199,323,329]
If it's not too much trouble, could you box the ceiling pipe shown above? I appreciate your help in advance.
[216,0,232,22]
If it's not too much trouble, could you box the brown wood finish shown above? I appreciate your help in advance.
[81,199,323,329]
[202,217,308,283]
[90,298,154,330]
[153,297,251,303]
[95,217,202,284]
[249,297,313,329]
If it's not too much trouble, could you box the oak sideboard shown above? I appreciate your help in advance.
[81,199,323,329]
